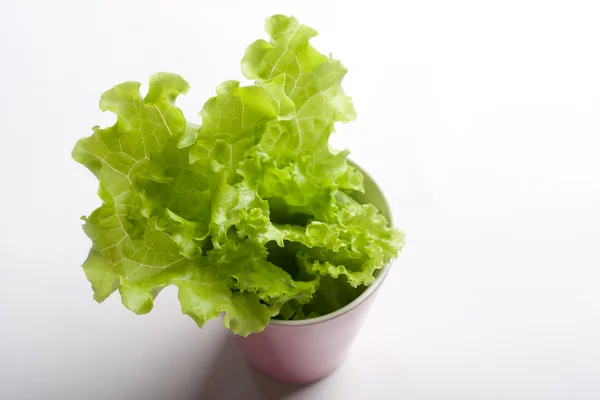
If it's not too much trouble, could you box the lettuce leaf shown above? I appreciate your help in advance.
[73,15,404,336]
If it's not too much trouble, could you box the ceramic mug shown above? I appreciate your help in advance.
[234,164,395,384]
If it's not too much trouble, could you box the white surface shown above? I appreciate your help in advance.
[1,1,599,399]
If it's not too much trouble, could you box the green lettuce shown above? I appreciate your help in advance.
[73,15,404,336]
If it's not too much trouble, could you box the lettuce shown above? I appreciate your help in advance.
[73,15,404,336]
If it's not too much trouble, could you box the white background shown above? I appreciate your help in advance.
[1,0,599,399]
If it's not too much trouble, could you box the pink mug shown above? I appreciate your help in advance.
[234,164,396,384]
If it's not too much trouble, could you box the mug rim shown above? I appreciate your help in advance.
[269,260,393,326]
[270,162,396,327]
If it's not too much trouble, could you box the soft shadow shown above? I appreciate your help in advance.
[194,336,308,400]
